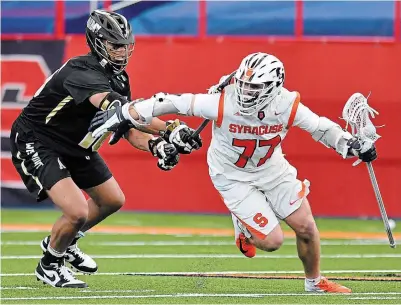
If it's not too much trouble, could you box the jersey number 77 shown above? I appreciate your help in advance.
[232,135,281,168]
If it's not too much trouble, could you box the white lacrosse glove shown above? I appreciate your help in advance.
[162,120,202,154]
[207,74,232,94]
[148,137,180,171]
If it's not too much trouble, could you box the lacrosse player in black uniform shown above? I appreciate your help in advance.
[9,10,201,288]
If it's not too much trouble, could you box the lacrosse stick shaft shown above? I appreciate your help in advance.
[192,70,237,138]
[192,119,210,137]
[366,162,396,248]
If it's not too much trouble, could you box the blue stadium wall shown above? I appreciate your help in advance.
[1,1,397,37]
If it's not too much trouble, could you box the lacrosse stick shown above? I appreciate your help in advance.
[192,70,237,137]
[342,93,395,248]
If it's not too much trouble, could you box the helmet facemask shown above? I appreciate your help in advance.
[94,39,134,74]
[234,78,280,116]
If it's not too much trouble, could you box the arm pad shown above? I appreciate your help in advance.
[311,117,353,158]
[133,92,220,123]
[133,93,195,124]
[99,91,129,111]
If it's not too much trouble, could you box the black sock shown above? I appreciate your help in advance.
[70,237,80,246]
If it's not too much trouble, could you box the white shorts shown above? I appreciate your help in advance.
[211,164,310,239]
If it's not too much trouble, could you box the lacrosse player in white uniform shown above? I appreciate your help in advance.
[89,52,377,293]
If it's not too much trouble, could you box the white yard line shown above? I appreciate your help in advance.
[349,297,401,300]
[1,270,401,277]
[80,289,155,293]
[2,254,401,259]
[0,287,37,290]
[0,287,153,292]
[0,229,203,237]
[2,292,401,301]
[1,240,396,246]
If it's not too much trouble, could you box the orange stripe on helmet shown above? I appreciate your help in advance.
[245,68,253,77]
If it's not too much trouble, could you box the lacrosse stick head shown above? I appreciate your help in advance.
[342,93,380,145]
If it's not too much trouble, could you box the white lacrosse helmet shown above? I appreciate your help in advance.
[234,52,285,116]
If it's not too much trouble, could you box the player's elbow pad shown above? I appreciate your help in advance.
[311,117,353,158]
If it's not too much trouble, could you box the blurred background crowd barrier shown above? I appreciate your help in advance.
[1,1,400,218]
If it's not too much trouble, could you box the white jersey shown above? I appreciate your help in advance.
[133,84,345,182]
[201,85,320,182]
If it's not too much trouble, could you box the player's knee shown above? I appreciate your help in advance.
[259,233,284,252]
[66,206,89,228]
[109,191,125,212]
[295,219,318,241]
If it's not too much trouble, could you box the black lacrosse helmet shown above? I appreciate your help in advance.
[86,10,135,74]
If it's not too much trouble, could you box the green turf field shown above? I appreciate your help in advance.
[1,209,400,304]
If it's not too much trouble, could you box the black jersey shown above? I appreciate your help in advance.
[18,54,131,157]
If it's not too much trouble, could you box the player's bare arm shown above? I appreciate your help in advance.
[89,92,110,108]
[125,128,153,151]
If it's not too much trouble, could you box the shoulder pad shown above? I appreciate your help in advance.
[223,83,235,95]
[273,88,299,114]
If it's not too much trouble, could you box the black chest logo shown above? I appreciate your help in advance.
[258,111,265,121]
[110,74,129,96]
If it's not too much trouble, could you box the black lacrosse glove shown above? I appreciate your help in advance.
[148,137,180,171]
[347,138,377,162]
[162,120,202,154]
[108,121,134,145]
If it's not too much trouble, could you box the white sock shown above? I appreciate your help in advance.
[305,276,321,285]
[48,245,65,257]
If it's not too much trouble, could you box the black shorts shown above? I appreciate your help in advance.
[10,120,113,202]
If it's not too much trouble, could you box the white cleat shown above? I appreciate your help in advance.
[41,235,98,274]
[35,260,87,288]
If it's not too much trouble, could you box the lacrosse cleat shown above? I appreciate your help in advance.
[35,259,87,288]
[305,277,352,293]
[232,214,256,258]
[40,233,98,274]
[236,233,256,258]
